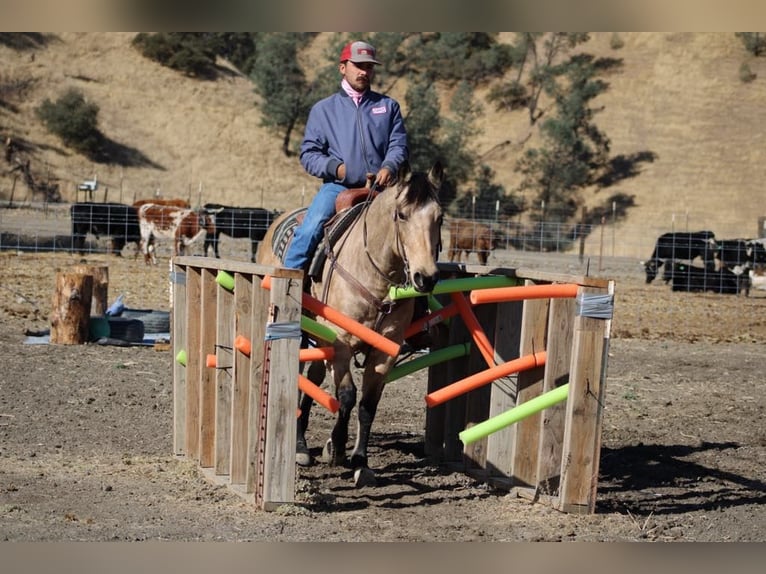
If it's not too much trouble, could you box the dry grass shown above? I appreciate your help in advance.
[2,32,766,259]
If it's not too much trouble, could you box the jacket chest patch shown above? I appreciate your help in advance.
[371,106,387,115]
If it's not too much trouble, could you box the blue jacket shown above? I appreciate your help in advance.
[300,89,409,189]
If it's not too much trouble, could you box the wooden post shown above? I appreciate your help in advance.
[50,272,93,344]
[70,264,109,316]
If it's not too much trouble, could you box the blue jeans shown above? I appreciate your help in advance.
[283,182,347,270]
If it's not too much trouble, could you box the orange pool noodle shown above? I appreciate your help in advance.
[261,275,400,358]
[450,292,496,368]
[425,350,547,408]
[206,353,217,368]
[299,346,335,362]
[234,335,252,357]
[469,283,579,305]
[298,374,340,414]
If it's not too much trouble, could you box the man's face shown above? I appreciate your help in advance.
[340,60,376,92]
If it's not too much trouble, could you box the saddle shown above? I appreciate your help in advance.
[270,187,380,284]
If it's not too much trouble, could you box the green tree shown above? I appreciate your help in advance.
[132,33,218,78]
[36,88,101,155]
[516,51,620,223]
[736,32,766,56]
[250,33,315,156]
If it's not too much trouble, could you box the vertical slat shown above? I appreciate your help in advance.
[535,296,576,495]
[443,305,470,462]
[509,290,549,485]
[423,310,451,461]
[557,286,608,514]
[172,262,187,455]
[230,273,253,484]
[198,268,218,468]
[259,276,301,510]
[184,266,202,459]
[246,275,270,494]
[462,302,498,469]
[484,299,523,478]
[214,273,235,475]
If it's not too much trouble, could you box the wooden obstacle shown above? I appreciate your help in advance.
[171,256,613,515]
[171,256,302,511]
[423,262,614,515]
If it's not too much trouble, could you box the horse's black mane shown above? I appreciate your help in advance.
[403,170,439,208]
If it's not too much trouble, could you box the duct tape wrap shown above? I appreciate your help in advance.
[264,321,302,341]
[576,293,614,319]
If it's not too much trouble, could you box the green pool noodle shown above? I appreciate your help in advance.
[175,349,187,366]
[301,315,337,343]
[427,294,443,311]
[459,383,570,445]
[215,270,235,291]
[389,275,520,300]
[385,342,471,383]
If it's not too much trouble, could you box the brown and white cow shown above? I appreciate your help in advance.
[137,203,217,265]
[447,218,501,265]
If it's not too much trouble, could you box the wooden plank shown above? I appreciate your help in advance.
[198,268,218,468]
[230,272,253,484]
[246,275,270,494]
[461,301,497,469]
[184,266,202,459]
[435,262,611,288]
[172,263,187,455]
[443,300,470,462]
[258,276,301,510]
[557,286,609,513]
[483,299,523,479]
[509,287,549,486]
[174,256,303,279]
[423,299,452,460]
[214,272,235,475]
[535,296,576,495]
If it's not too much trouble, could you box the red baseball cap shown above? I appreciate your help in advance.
[339,41,381,65]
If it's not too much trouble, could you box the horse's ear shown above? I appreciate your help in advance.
[428,161,444,190]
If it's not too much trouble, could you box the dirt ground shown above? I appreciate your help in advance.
[0,233,764,542]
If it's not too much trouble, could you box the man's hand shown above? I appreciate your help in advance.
[375,167,395,188]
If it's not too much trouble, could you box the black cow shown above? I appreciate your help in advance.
[203,204,282,262]
[643,231,718,283]
[716,238,766,272]
[669,262,745,295]
[70,202,140,256]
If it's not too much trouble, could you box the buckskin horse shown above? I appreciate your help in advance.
[256,161,444,487]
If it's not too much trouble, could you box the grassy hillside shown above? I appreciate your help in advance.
[2,32,765,258]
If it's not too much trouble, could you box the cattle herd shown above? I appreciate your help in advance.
[642,230,766,295]
[70,199,281,263]
[68,203,766,296]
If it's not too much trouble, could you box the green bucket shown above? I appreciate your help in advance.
[89,316,111,341]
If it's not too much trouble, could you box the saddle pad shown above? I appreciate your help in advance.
[270,208,307,263]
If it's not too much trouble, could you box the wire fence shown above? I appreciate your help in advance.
[2,201,766,344]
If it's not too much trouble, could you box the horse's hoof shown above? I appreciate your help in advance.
[322,439,347,466]
[296,451,312,467]
[353,467,377,488]
[321,439,337,464]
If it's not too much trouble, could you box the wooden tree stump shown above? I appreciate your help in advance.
[50,272,93,345]
[71,264,109,316]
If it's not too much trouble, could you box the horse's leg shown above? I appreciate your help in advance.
[349,350,395,487]
[296,358,325,466]
[323,346,355,466]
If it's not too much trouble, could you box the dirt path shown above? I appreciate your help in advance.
[0,249,764,541]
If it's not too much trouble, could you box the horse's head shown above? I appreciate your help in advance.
[392,161,444,293]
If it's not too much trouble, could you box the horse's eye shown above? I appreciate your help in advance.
[396,211,408,222]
